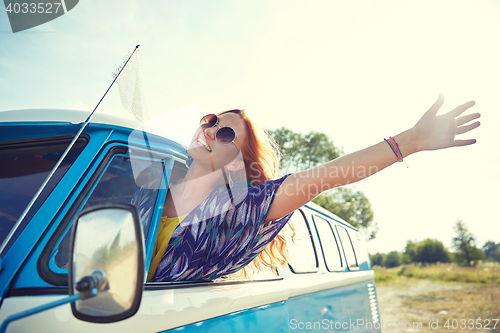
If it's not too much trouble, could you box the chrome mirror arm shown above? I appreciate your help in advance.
[0,294,81,333]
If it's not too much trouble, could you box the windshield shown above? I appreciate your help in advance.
[0,136,87,253]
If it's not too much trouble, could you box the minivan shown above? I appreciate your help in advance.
[0,109,380,332]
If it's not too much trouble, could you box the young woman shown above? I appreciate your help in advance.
[147,93,480,282]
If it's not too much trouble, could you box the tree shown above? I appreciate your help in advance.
[370,252,385,266]
[383,251,401,268]
[414,238,450,264]
[403,240,418,263]
[268,127,377,239]
[269,127,343,174]
[403,239,450,264]
[452,220,483,266]
[454,246,484,266]
[482,241,500,262]
[311,187,375,232]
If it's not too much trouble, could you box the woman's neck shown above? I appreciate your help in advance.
[177,162,221,198]
[164,160,224,216]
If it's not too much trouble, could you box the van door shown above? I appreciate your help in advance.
[4,141,290,332]
[286,212,380,332]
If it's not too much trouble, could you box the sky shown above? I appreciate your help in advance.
[1,0,499,255]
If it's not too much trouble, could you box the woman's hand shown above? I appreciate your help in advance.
[411,93,481,153]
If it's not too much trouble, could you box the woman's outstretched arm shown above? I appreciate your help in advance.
[266,93,480,222]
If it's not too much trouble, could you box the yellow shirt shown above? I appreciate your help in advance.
[147,214,188,282]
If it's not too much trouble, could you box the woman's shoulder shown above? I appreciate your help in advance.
[188,174,292,218]
[248,173,292,192]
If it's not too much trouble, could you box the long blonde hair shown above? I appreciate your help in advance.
[217,109,295,279]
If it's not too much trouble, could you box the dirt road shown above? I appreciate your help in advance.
[376,280,486,333]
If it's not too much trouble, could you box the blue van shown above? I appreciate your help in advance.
[0,109,380,332]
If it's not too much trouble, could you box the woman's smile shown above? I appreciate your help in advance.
[196,132,212,152]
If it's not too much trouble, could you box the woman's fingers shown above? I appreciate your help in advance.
[453,139,477,147]
[456,121,481,135]
[456,113,481,126]
[449,100,476,117]
[424,93,445,117]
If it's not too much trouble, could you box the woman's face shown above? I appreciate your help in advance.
[187,112,247,170]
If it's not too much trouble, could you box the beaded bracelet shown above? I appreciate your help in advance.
[384,136,408,168]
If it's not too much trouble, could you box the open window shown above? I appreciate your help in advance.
[40,146,173,285]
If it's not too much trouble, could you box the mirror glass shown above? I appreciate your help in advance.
[72,207,142,318]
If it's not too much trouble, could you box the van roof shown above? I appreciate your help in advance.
[304,201,358,231]
[0,109,139,129]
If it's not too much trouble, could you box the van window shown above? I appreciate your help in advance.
[349,230,369,267]
[50,154,166,272]
[313,215,343,272]
[285,209,318,273]
[0,136,87,254]
[337,226,359,270]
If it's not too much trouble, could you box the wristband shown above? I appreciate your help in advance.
[384,136,408,168]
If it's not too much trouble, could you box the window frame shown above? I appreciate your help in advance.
[336,225,360,271]
[312,215,344,272]
[38,144,174,286]
[0,134,89,257]
[286,209,319,274]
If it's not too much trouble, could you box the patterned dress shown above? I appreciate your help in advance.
[151,174,293,281]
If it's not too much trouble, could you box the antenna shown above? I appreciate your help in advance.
[0,45,141,256]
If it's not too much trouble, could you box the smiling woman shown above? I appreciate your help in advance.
[146,95,480,282]
[148,109,290,281]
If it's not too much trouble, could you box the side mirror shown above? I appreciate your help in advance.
[68,204,144,323]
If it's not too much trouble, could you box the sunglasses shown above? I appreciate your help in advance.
[200,114,237,145]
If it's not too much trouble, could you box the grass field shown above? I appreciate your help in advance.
[374,262,500,332]
[374,261,500,285]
